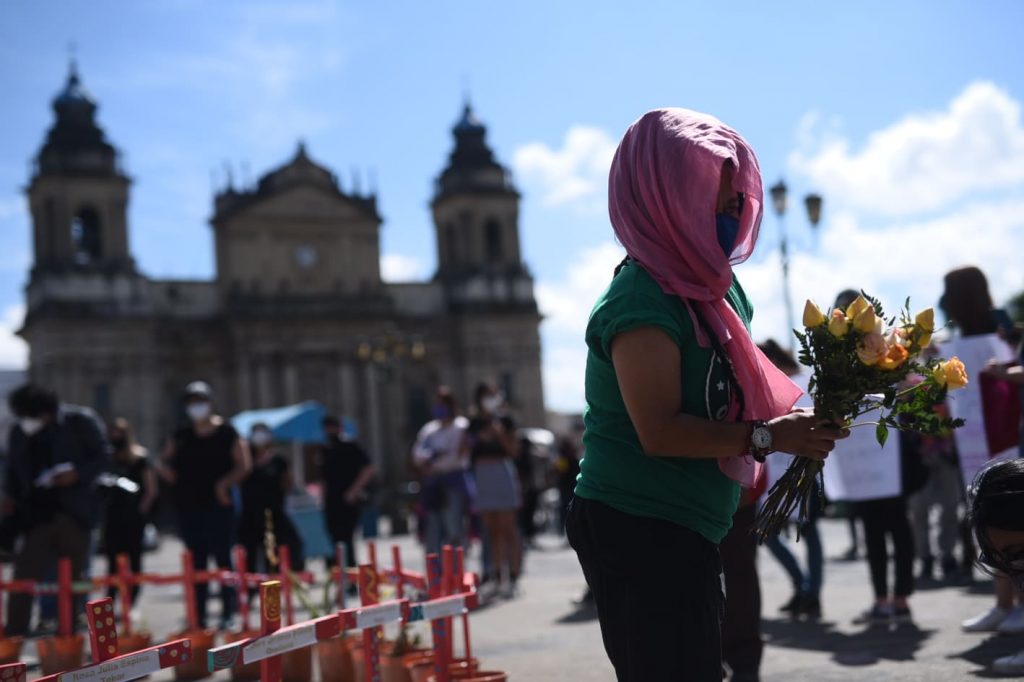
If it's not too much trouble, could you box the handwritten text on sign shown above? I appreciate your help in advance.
[58,650,160,682]
[420,596,467,621]
[241,623,317,665]
[355,602,403,629]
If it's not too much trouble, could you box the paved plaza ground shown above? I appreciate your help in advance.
[12,517,1024,680]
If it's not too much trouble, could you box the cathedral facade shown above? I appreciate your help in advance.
[19,64,546,484]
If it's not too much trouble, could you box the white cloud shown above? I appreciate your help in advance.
[790,81,1024,216]
[0,304,27,370]
[537,241,625,411]
[380,253,427,282]
[744,199,1024,347]
[513,126,618,211]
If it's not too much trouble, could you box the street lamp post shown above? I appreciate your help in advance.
[769,180,824,351]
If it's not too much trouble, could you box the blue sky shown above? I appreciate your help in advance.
[1,1,1023,413]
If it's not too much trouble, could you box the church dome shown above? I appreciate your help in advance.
[36,61,119,176]
[434,101,517,202]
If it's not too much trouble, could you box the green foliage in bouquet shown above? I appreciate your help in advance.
[754,293,967,541]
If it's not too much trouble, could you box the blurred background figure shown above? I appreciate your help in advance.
[555,421,584,536]
[2,384,108,636]
[158,381,250,630]
[412,387,471,556]
[239,421,304,595]
[909,401,963,585]
[320,414,374,570]
[757,339,824,622]
[469,382,522,598]
[942,267,1024,638]
[101,417,157,608]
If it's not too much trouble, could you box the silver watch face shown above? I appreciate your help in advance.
[752,426,772,450]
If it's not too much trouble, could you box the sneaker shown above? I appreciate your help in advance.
[778,593,802,614]
[854,604,892,625]
[963,606,1011,632]
[893,605,913,624]
[998,606,1024,634]
[800,595,822,620]
[992,650,1024,675]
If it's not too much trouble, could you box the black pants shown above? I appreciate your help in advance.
[178,504,237,627]
[326,504,360,568]
[856,497,915,599]
[720,504,762,677]
[7,514,91,636]
[566,497,724,682]
[105,521,144,605]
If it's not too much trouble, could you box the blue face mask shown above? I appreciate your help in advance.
[432,404,452,420]
[716,213,740,257]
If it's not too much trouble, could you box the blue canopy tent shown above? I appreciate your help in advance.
[231,401,343,559]
[231,400,328,444]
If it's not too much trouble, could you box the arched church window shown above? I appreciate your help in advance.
[485,219,503,263]
[71,206,102,264]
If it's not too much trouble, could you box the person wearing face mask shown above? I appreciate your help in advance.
[467,382,522,598]
[565,109,847,681]
[238,423,303,599]
[319,415,374,570]
[2,384,109,636]
[100,418,157,607]
[412,387,472,556]
[158,381,251,629]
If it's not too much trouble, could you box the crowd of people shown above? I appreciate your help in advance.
[566,105,1024,681]
[0,380,375,634]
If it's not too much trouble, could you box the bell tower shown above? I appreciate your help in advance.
[432,102,525,283]
[26,61,133,278]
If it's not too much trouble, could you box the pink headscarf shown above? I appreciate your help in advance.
[608,108,802,487]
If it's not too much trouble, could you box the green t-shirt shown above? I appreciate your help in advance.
[575,260,754,544]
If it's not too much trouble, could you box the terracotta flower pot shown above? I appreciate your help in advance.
[352,639,395,681]
[172,629,216,681]
[282,647,313,682]
[117,632,152,654]
[429,672,506,682]
[37,634,85,675]
[223,631,260,681]
[0,637,23,665]
[316,638,355,682]
[407,656,479,682]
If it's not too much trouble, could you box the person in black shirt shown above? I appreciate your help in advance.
[158,381,251,629]
[319,415,374,569]
[101,417,157,606]
[2,384,109,636]
[239,422,304,595]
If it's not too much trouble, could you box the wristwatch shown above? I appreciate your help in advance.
[749,420,773,462]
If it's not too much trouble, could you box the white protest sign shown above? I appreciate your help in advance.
[942,334,1017,487]
[822,406,901,502]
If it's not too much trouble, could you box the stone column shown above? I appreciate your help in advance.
[338,363,357,418]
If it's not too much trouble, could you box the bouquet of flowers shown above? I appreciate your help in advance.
[754,293,968,540]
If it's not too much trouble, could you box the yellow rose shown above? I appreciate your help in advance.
[853,306,878,333]
[803,299,826,328]
[846,295,871,320]
[914,308,935,348]
[857,332,888,365]
[877,342,909,371]
[934,356,968,389]
[828,309,850,337]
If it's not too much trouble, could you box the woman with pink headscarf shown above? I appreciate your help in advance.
[564,109,848,681]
